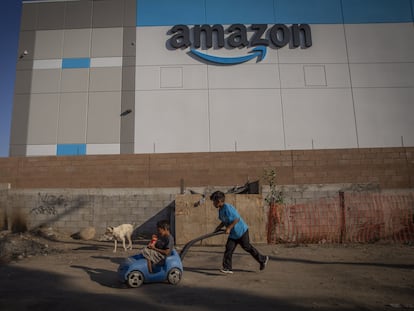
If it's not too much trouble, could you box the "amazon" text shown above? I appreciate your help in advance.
[168,24,312,49]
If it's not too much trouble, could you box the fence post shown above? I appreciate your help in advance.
[339,191,345,243]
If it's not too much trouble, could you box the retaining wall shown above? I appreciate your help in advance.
[0,147,413,189]
[1,188,179,239]
[2,183,412,245]
[0,183,354,241]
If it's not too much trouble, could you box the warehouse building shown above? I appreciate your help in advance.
[10,0,414,157]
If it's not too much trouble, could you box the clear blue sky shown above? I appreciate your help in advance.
[0,0,22,157]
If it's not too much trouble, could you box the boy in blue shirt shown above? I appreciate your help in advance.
[210,191,269,274]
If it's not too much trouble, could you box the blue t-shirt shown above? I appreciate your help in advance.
[218,203,248,239]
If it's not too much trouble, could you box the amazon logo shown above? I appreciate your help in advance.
[168,24,312,65]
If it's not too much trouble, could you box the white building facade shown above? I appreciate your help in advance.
[10,0,414,156]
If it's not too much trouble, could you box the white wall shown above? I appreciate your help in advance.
[134,23,414,153]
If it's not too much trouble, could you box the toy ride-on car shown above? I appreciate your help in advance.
[117,249,183,288]
[117,230,225,288]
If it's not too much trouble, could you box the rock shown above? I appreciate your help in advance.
[79,227,96,240]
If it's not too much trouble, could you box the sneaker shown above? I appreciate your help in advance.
[220,268,234,274]
[260,256,269,271]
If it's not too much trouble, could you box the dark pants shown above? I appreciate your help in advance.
[223,229,265,270]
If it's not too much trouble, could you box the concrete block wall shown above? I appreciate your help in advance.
[1,188,179,237]
[0,147,413,190]
[263,182,381,206]
[0,182,384,236]
[1,183,412,245]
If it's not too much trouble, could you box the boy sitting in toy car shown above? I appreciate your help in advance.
[141,220,174,273]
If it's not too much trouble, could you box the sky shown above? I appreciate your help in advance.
[0,0,22,157]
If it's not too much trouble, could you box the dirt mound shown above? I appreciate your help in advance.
[0,230,63,264]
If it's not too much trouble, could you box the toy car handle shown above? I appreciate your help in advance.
[179,229,225,260]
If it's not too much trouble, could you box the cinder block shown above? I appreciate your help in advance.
[137,200,150,208]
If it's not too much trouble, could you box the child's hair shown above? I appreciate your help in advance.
[156,219,170,231]
[210,190,225,202]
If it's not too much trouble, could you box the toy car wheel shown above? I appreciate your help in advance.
[127,270,144,288]
[167,268,182,285]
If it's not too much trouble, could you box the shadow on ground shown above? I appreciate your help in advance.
[0,263,370,311]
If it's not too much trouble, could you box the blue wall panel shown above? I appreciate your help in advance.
[136,0,414,26]
[274,0,343,24]
[62,58,90,69]
[342,0,413,23]
[57,144,86,156]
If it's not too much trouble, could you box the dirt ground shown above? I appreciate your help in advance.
[0,230,413,311]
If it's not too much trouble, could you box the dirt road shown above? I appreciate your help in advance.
[0,235,413,311]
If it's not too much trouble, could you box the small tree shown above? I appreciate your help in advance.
[263,169,284,243]
[263,169,284,205]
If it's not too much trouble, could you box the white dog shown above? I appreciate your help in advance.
[105,224,133,253]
